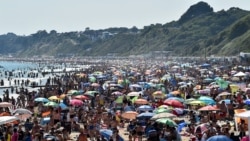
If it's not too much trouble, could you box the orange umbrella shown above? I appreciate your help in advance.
[198,105,220,111]
[121,111,138,120]
[60,94,66,99]
[171,91,180,95]
[42,111,51,117]
[164,99,184,108]
[134,99,148,105]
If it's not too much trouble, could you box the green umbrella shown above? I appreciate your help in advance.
[216,79,229,89]
[184,98,196,104]
[67,90,81,96]
[115,96,129,104]
[156,118,177,127]
[89,76,96,83]
[84,91,99,97]
[188,100,206,106]
[44,101,58,107]
[131,96,138,103]
[93,71,103,75]
[154,108,172,114]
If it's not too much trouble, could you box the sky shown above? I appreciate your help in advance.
[1,0,250,35]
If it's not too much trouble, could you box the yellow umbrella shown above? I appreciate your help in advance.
[48,96,61,101]
[188,100,206,106]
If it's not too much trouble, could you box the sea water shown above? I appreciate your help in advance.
[0,61,38,71]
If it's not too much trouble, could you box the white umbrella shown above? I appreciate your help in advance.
[234,72,246,77]
[12,108,33,115]
[15,113,32,121]
[0,102,13,107]
[127,92,140,97]
[0,116,19,125]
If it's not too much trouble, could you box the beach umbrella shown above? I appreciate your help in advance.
[207,135,232,141]
[59,94,67,99]
[198,105,220,111]
[170,91,180,95]
[158,105,171,109]
[188,100,206,106]
[121,111,138,120]
[84,91,99,97]
[167,97,185,102]
[0,102,13,107]
[99,129,124,141]
[67,90,81,95]
[100,129,112,140]
[184,98,196,104]
[151,113,176,120]
[217,92,231,97]
[153,108,172,114]
[134,99,148,105]
[59,103,68,110]
[219,99,231,104]
[91,83,100,87]
[44,101,58,107]
[73,95,89,100]
[0,116,19,125]
[156,118,177,127]
[12,108,32,115]
[35,97,49,103]
[163,99,184,108]
[152,91,165,99]
[15,113,32,121]
[198,96,215,105]
[93,71,103,75]
[70,99,83,106]
[127,92,140,97]
[153,91,163,95]
[234,72,246,77]
[138,105,153,111]
[195,123,209,133]
[137,112,155,119]
[48,96,61,101]
[216,79,229,89]
[111,91,123,96]
[244,99,250,105]
[89,76,96,83]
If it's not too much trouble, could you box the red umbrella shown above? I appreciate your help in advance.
[73,95,89,100]
[198,105,220,111]
[164,99,184,108]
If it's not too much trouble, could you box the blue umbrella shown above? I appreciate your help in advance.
[124,106,135,112]
[244,99,250,105]
[138,105,153,112]
[201,63,211,68]
[207,135,232,141]
[35,97,49,103]
[59,103,68,110]
[99,129,124,141]
[198,96,215,105]
[137,112,155,119]
[219,99,231,104]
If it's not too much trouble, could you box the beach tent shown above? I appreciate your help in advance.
[234,110,250,140]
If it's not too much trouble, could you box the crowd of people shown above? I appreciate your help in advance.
[0,58,249,141]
